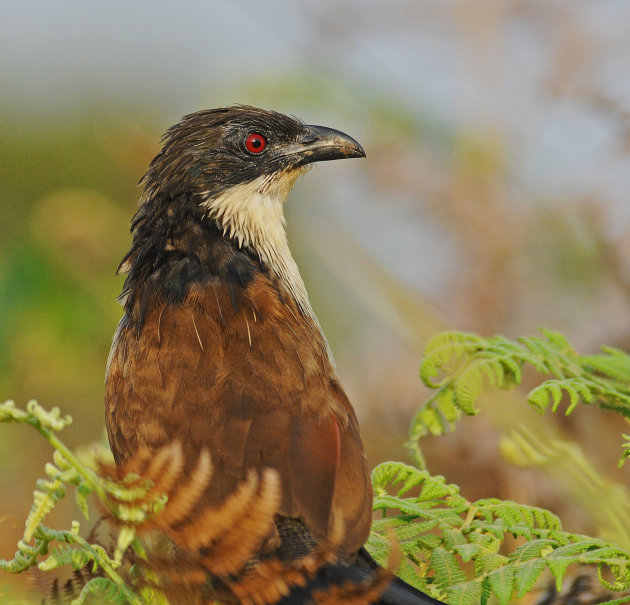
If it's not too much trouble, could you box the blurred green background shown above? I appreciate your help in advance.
[2,2,630,601]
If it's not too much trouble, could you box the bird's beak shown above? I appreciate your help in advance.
[285,125,366,167]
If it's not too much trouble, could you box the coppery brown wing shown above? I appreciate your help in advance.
[105,272,371,553]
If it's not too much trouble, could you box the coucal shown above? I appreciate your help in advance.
[105,106,443,604]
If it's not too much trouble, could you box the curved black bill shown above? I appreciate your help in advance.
[287,124,366,167]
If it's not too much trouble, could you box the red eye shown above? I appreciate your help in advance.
[245,133,267,154]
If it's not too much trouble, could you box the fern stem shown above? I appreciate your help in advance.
[68,532,142,605]
[27,417,109,505]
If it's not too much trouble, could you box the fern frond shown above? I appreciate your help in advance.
[146,448,212,529]
[0,401,143,603]
[368,460,630,604]
[37,543,95,573]
[406,388,461,469]
[25,478,67,542]
[70,576,131,605]
[413,330,630,449]
[170,468,258,550]
[197,468,281,575]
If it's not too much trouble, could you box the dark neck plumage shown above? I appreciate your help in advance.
[118,191,261,328]
[118,179,334,363]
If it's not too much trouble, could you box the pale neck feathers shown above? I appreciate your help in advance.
[201,170,334,363]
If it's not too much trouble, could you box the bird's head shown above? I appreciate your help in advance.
[134,105,365,259]
[141,105,364,213]
[123,106,364,319]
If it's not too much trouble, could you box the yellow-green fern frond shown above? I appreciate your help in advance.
[368,460,630,605]
[413,330,630,452]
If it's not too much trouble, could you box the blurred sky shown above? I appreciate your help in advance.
[3,1,630,223]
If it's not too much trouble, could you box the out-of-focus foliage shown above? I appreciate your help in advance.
[0,113,155,414]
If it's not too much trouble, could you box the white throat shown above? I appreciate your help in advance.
[200,171,332,362]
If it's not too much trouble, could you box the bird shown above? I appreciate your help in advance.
[104,105,444,604]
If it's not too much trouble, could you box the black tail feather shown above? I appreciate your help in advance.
[279,548,445,605]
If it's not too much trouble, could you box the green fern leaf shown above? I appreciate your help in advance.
[443,528,467,550]
[419,480,458,503]
[0,399,29,422]
[70,576,129,605]
[467,531,501,552]
[373,517,440,537]
[374,494,443,518]
[430,547,467,592]
[453,542,482,562]
[396,521,441,544]
[540,329,573,351]
[38,545,90,572]
[74,483,92,520]
[24,484,65,542]
[484,358,505,387]
[371,461,416,493]
[395,557,424,588]
[511,539,558,562]
[514,558,547,597]
[474,552,509,574]
[418,533,444,550]
[527,381,561,413]
[579,547,630,564]
[487,565,515,605]
[445,578,482,605]
[114,525,136,565]
[409,388,462,440]
[398,467,430,496]
[454,362,484,414]
[552,539,605,557]
[421,331,484,388]
[545,556,573,590]
[532,508,562,531]
[584,346,630,381]
[483,500,533,527]
[620,434,630,467]
[413,402,449,437]
[372,461,460,502]
[365,531,390,565]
